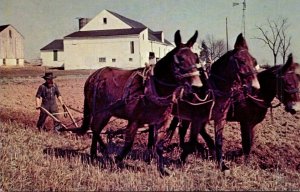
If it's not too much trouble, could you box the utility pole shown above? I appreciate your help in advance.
[226,17,228,52]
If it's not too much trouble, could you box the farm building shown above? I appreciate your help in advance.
[0,24,25,66]
[40,9,175,70]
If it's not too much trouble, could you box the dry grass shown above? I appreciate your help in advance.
[1,121,299,191]
[1,66,300,191]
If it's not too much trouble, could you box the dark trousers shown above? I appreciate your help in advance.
[37,104,60,130]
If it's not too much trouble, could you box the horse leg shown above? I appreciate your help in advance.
[199,122,215,159]
[90,113,111,163]
[115,120,139,165]
[155,118,174,176]
[240,122,255,163]
[214,118,229,171]
[212,98,231,171]
[145,124,158,164]
[180,118,203,164]
[179,119,190,149]
[166,116,179,142]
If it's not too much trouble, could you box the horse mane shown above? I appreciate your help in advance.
[257,65,281,79]
[210,50,233,75]
[153,47,178,79]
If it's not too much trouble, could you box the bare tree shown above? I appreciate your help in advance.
[202,34,226,61]
[279,19,292,64]
[255,17,291,65]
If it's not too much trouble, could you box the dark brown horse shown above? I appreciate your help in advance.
[149,33,260,171]
[75,30,202,175]
[167,53,300,163]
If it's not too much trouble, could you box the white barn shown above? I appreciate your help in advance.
[0,25,25,66]
[40,9,174,70]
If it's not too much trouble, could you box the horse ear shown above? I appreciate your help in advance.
[174,30,182,47]
[281,53,293,73]
[186,31,198,48]
[234,33,248,50]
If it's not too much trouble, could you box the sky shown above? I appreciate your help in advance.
[1,0,299,65]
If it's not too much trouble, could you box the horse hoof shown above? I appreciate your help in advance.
[220,162,230,172]
[72,128,87,136]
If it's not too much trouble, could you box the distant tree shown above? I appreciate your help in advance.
[279,19,292,64]
[255,17,291,65]
[201,35,226,62]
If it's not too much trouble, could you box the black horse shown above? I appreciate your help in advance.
[167,53,300,163]
[149,33,260,171]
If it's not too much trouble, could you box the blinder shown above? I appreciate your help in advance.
[172,48,200,80]
[277,71,300,97]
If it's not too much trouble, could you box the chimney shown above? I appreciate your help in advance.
[78,18,91,30]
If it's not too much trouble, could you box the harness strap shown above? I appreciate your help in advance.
[176,70,200,79]
[144,75,180,106]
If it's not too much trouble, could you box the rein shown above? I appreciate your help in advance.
[144,73,182,106]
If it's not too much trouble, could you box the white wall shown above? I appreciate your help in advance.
[64,35,142,70]
[139,30,175,66]
[80,10,131,31]
[41,50,64,67]
[1,58,24,66]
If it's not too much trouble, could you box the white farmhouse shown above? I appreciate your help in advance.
[40,39,64,68]
[0,24,25,66]
[40,9,174,70]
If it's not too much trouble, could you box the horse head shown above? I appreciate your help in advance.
[276,54,300,114]
[154,30,202,88]
[232,33,260,89]
[210,33,260,93]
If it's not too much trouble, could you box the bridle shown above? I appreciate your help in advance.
[172,47,200,81]
[231,49,258,88]
[276,70,300,102]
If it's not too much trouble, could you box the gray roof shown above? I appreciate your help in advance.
[0,25,9,32]
[65,28,146,38]
[62,10,172,46]
[40,39,64,51]
[107,10,147,29]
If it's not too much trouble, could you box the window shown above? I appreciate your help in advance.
[16,59,19,65]
[99,57,106,62]
[9,30,12,38]
[130,41,134,54]
[149,52,155,59]
[3,59,6,65]
[129,58,133,62]
[112,58,116,62]
[53,50,58,61]
[103,18,107,24]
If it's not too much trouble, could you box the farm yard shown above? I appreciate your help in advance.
[0,66,300,191]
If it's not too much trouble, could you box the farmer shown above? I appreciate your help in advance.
[35,72,65,131]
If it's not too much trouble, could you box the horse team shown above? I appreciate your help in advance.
[71,30,300,176]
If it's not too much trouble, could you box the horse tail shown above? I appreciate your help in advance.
[77,97,91,134]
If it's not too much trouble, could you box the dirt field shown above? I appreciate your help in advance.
[1,65,299,190]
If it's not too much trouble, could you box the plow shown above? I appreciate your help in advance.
[39,105,151,137]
